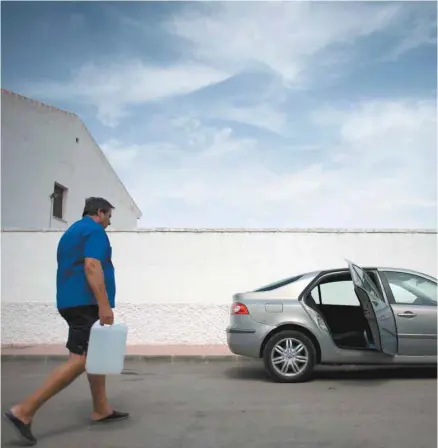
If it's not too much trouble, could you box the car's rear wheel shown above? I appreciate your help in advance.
[263,330,317,383]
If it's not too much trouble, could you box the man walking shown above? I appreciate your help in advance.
[4,197,129,445]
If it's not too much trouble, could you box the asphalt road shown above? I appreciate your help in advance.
[2,360,437,448]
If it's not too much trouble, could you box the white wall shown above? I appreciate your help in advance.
[1,90,140,230]
[2,229,436,346]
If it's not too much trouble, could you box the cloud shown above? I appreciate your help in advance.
[308,99,437,225]
[101,98,436,228]
[203,103,289,135]
[382,5,437,60]
[165,2,434,86]
[18,2,435,129]
[100,139,139,170]
[8,2,435,228]
[23,60,231,126]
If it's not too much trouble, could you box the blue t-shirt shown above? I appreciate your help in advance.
[56,216,116,309]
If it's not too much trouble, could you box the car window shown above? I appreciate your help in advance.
[381,271,437,306]
[255,274,302,292]
[315,280,360,306]
[387,284,417,304]
[255,272,317,294]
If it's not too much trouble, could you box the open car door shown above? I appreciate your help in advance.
[346,260,398,356]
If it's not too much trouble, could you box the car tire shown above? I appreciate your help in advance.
[263,330,317,383]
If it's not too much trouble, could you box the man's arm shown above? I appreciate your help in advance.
[84,258,110,307]
[84,229,113,325]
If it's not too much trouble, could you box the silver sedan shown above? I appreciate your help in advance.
[226,260,437,382]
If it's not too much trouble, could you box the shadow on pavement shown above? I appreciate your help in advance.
[226,363,437,384]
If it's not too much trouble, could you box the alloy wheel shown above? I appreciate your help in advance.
[270,337,309,377]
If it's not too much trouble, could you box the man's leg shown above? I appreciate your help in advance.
[10,353,86,423]
[5,306,90,444]
[87,373,130,424]
[87,374,112,420]
[84,308,129,424]
[82,306,114,421]
[4,352,85,445]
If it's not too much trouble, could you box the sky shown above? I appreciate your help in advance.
[2,1,437,229]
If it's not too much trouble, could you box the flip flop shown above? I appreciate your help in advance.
[91,410,130,424]
[3,411,37,445]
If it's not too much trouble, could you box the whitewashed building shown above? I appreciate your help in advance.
[1,89,141,230]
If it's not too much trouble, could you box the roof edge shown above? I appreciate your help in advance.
[1,88,77,117]
[78,122,142,218]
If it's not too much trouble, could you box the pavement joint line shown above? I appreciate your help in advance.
[1,354,250,363]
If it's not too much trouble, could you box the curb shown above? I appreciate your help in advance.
[1,354,254,363]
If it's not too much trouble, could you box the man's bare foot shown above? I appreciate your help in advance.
[91,408,113,422]
[90,410,130,424]
[10,405,32,425]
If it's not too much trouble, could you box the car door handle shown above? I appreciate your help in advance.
[397,311,417,318]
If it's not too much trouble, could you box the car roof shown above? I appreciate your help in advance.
[309,266,436,279]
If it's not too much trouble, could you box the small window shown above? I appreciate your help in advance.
[315,279,360,306]
[52,183,67,220]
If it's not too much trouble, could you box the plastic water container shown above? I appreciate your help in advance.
[86,321,128,375]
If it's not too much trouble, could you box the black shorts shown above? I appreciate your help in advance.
[58,305,99,356]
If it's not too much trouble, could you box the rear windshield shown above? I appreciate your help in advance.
[255,275,303,292]
[255,272,317,292]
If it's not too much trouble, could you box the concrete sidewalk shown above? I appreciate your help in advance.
[1,344,239,362]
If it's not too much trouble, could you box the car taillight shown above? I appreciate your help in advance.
[231,302,249,315]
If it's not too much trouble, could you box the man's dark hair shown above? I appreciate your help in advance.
[82,197,114,217]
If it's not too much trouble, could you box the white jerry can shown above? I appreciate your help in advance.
[86,321,128,375]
